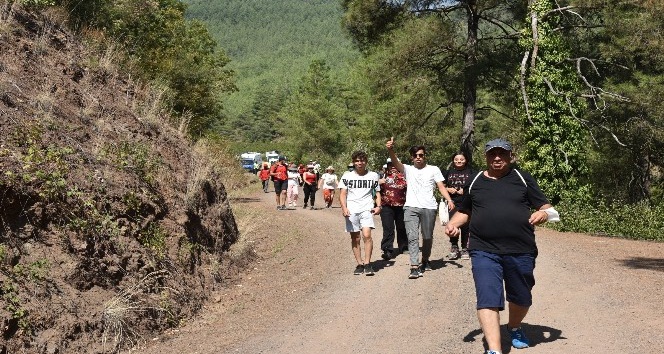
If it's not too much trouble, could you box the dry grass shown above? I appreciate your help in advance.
[0,1,18,35]
[101,270,172,353]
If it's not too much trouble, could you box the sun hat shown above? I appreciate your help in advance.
[484,138,512,153]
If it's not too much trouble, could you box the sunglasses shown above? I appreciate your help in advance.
[413,153,425,158]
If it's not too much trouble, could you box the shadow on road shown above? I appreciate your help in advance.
[463,323,565,352]
[619,257,664,272]
[229,197,262,203]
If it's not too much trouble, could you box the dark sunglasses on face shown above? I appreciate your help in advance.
[413,153,425,158]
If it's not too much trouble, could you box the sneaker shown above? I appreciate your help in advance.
[364,264,375,276]
[460,249,470,260]
[448,245,460,259]
[509,326,530,349]
[408,268,422,279]
[421,260,432,272]
[353,264,364,275]
[486,351,502,354]
[380,250,392,260]
[310,206,314,210]
[303,204,307,209]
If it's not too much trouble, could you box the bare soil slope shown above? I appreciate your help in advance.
[144,187,664,354]
[1,5,238,353]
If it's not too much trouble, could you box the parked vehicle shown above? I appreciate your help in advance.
[265,151,281,165]
[240,152,263,173]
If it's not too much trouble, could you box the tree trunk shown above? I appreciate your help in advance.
[630,153,651,203]
[460,1,478,166]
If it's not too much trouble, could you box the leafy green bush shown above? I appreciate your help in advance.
[551,199,664,241]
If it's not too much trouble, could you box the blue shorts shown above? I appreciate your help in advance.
[470,250,536,310]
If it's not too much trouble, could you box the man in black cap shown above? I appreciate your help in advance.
[445,138,559,354]
[270,156,289,210]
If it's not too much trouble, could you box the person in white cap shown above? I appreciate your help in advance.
[445,138,559,354]
[378,157,408,260]
[318,166,339,208]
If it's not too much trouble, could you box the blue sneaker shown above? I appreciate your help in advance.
[486,351,502,354]
[509,326,530,349]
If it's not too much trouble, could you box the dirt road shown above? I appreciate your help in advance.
[142,187,664,353]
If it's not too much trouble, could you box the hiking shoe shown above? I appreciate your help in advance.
[353,265,364,275]
[380,250,392,260]
[460,249,470,260]
[408,268,422,279]
[364,264,375,276]
[448,245,460,259]
[421,261,432,272]
[509,326,530,349]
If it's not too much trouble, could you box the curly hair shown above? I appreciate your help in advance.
[351,150,368,162]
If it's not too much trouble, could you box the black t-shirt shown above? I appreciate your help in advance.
[459,168,549,254]
[443,167,474,205]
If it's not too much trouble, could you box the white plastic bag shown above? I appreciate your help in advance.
[439,200,449,226]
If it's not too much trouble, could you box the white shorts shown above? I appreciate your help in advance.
[345,210,375,233]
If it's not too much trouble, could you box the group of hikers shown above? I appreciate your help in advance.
[257,158,338,210]
[259,137,560,354]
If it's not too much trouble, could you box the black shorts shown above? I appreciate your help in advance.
[273,179,287,194]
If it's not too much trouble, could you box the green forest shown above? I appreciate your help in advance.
[23,0,664,240]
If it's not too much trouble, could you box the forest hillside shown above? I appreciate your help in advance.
[183,0,359,130]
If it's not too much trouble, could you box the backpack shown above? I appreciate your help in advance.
[468,169,527,194]
[270,164,278,181]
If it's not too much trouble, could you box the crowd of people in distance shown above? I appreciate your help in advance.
[257,137,560,354]
[257,157,336,210]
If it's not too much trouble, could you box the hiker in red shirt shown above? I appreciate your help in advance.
[270,157,289,210]
[302,165,318,210]
[258,163,270,193]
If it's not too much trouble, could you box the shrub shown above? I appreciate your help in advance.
[551,199,664,241]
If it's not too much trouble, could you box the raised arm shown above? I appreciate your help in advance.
[385,136,404,173]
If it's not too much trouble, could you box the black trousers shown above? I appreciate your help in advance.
[380,205,407,252]
[303,184,316,206]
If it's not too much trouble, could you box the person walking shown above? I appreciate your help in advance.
[270,156,288,210]
[318,166,339,208]
[286,163,302,208]
[258,163,271,193]
[339,150,381,276]
[445,138,559,354]
[378,158,408,260]
[386,137,455,279]
[302,164,318,210]
[443,152,475,260]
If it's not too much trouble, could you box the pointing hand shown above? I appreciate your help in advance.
[386,136,395,150]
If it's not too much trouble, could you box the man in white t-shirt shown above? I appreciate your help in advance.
[339,151,382,276]
[386,137,455,279]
